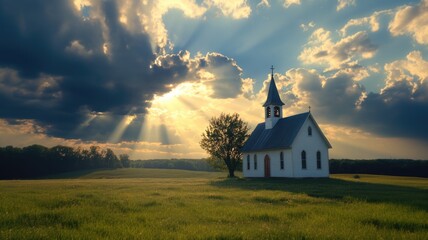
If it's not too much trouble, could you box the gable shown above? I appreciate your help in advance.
[292,115,332,150]
[306,115,332,149]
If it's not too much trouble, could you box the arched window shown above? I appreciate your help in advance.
[317,151,321,169]
[266,107,271,118]
[247,155,250,170]
[274,106,280,117]
[308,126,312,136]
[301,151,307,169]
[280,152,284,170]
[254,154,257,170]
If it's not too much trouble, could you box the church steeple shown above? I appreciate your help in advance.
[264,66,284,129]
[264,66,284,107]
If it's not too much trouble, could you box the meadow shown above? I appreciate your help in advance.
[0,168,427,239]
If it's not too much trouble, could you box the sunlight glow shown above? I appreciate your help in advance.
[108,114,136,143]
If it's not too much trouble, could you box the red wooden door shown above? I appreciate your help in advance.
[264,155,270,177]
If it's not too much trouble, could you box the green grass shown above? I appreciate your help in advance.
[0,169,427,239]
[45,168,224,179]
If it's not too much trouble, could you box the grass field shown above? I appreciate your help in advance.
[0,169,427,239]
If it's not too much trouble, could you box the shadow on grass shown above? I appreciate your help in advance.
[211,177,428,211]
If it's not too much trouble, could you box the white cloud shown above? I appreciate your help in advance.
[389,0,428,45]
[71,0,252,54]
[299,28,377,71]
[204,0,252,18]
[300,21,315,32]
[383,51,428,100]
[340,10,393,36]
[385,51,428,82]
[241,78,255,99]
[336,0,355,11]
[340,1,428,44]
[116,0,207,52]
[257,0,270,8]
[283,0,301,8]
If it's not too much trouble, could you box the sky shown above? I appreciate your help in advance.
[0,0,427,160]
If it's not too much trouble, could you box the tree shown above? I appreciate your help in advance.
[119,154,131,168]
[104,148,120,168]
[200,113,250,177]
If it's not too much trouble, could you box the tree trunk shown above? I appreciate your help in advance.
[228,168,235,178]
[224,157,235,178]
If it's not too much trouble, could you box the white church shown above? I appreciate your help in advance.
[242,67,332,178]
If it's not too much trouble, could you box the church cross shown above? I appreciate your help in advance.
[270,65,274,76]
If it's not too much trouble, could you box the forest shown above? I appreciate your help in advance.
[0,145,130,179]
[329,159,428,178]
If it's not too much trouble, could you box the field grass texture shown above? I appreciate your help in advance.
[0,169,427,239]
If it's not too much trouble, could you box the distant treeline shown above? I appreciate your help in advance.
[0,145,130,179]
[2,145,427,179]
[330,159,428,178]
[131,159,216,172]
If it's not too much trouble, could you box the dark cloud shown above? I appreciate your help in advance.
[202,53,243,98]
[0,0,198,142]
[287,68,428,141]
[356,79,428,140]
[152,51,244,98]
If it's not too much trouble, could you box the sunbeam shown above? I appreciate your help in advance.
[74,111,107,133]
[108,114,136,143]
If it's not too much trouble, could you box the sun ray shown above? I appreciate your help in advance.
[108,114,136,143]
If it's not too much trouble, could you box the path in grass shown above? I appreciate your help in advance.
[0,169,427,239]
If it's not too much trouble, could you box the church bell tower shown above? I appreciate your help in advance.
[264,66,284,129]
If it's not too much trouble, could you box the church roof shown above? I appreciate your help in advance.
[241,112,332,152]
[263,75,284,107]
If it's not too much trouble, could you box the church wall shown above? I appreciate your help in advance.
[242,152,264,177]
[268,149,293,177]
[242,149,293,177]
[291,117,330,178]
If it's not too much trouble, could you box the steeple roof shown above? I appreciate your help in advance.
[263,70,284,107]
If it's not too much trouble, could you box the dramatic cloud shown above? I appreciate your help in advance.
[152,51,244,99]
[283,69,366,122]
[262,53,428,142]
[299,28,377,71]
[0,0,244,143]
[384,51,428,87]
[389,0,428,45]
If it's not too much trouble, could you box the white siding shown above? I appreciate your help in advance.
[242,153,263,177]
[243,149,293,177]
[291,118,329,178]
